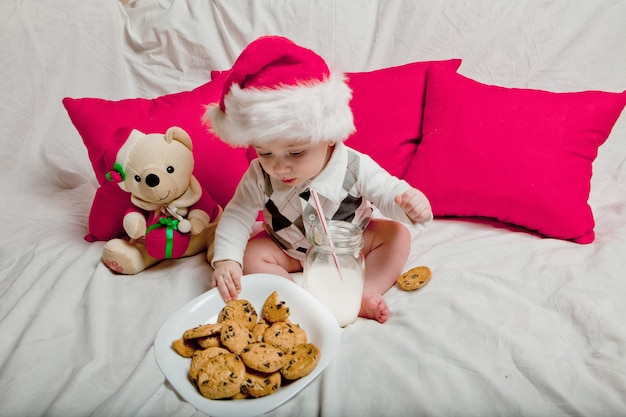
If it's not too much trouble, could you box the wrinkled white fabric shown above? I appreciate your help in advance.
[1,1,625,416]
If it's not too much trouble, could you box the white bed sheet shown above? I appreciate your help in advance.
[1,1,625,416]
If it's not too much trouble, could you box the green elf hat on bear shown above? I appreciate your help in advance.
[203,35,355,148]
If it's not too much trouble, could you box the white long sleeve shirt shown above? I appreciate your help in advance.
[213,142,432,265]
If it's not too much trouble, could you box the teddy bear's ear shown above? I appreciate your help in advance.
[165,126,193,151]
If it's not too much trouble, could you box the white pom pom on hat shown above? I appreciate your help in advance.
[203,36,355,148]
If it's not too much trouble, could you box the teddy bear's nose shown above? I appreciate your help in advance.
[145,173,160,188]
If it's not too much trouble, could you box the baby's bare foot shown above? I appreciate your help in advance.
[359,293,389,323]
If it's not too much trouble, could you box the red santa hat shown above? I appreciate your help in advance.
[204,36,355,147]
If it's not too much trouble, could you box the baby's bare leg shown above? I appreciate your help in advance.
[360,219,411,323]
[242,231,302,279]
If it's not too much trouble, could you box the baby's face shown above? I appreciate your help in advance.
[253,140,333,187]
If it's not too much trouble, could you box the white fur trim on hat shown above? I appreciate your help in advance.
[204,72,355,147]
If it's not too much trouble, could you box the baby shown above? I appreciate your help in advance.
[204,36,432,323]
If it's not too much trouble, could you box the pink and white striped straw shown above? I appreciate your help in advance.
[310,188,344,280]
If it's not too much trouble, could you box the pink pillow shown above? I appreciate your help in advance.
[344,59,461,178]
[65,60,462,241]
[405,67,626,243]
[63,72,251,241]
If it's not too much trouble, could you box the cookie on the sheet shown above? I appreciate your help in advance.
[261,291,290,323]
[217,299,258,330]
[240,369,282,398]
[171,338,197,358]
[196,353,246,400]
[183,322,223,340]
[240,342,286,373]
[188,346,229,384]
[263,321,307,353]
[281,343,321,380]
[220,320,254,355]
[396,266,432,291]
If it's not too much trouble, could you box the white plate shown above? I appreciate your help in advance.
[154,273,342,417]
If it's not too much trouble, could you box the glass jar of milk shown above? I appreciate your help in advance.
[303,220,365,327]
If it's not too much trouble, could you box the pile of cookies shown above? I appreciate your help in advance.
[171,291,321,400]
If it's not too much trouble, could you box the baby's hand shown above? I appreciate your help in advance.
[394,188,432,224]
[211,260,243,302]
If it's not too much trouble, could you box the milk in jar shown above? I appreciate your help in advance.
[303,221,364,327]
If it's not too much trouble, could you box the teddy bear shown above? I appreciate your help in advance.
[102,126,222,274]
